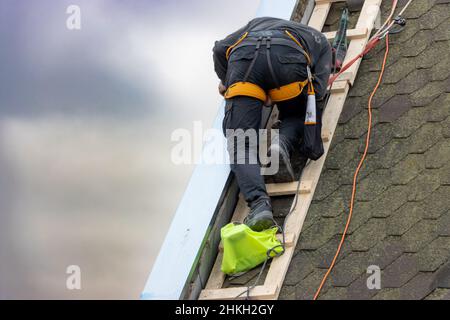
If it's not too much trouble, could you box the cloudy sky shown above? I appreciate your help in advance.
[0,0,259,299]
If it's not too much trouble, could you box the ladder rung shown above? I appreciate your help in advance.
[332,71,354,83]
[277,232,295,246]
[315,0,346,4]
[200,285,277,300]
[266,180,312,196]
[324,27,368,40]
[330,79,348,93]
[322,129,332,142]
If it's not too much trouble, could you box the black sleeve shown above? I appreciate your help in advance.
[212,21,252,84]
[312,39,332,100]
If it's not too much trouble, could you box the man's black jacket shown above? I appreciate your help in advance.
[213,17,332,100]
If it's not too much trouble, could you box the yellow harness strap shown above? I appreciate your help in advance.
[224,80,309,103]
[226,32,249,60]
[224,82,267,102]
[284,30,312,66]
[269,80,309,102]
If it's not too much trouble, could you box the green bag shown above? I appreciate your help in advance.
[220,222,284,275]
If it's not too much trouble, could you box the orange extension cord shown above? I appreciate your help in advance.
[313,34,390,300]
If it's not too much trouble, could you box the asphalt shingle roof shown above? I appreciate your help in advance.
[279,0,450,300]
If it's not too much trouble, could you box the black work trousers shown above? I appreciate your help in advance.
[222,44,314,205]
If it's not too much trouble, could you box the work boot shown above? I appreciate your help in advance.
[244,197,275,232]
[269,135,295,182]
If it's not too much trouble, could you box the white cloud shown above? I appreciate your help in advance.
[0,0,260,298]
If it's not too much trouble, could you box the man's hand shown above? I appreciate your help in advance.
[218,82,227,96]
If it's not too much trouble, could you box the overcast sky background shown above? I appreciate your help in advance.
[0,0,259,299]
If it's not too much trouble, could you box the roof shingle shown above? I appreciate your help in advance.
[280,0,450,300]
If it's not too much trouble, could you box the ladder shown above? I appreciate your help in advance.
[199,0,382,300]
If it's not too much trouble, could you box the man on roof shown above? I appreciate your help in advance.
[213,17,332,231]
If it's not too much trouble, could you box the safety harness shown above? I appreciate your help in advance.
[224,30,315,106]
[224,29,323,160]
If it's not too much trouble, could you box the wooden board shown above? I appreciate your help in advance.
[200,285,278,300]
[315,0,346,3]
[199,0,382,300]
[323,27,368,40]
[266,180,312,196]
[309,2,332,31]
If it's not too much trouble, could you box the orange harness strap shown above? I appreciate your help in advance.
[225,32,249,60]
[224,82,267,101]
[224,80,309,103]
[284,30,312,65]
[269,80,309,102]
